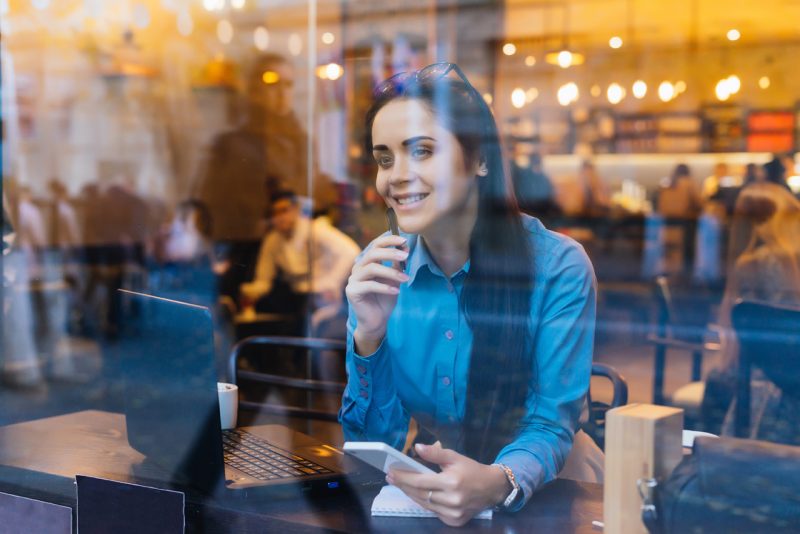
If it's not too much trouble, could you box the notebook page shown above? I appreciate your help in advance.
[371,485,493,519]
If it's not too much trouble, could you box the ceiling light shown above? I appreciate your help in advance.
[231,0,246,8]
[322,32,335,45]
[727,29,741,41]
[262,71,280,84]
[715,78,731,101]
[545,49,585,69]
[759,76,771,89]
[609,36,623,49]
[524,55,536,67]
[607,83,625,105]
[675,80,687,94]
[511,87,526,109]
[503,43,517,56]
[254,26,269,51]
[632,80,647,99]
[526,87,539,103]
[325,63,343,80]
[726,74,741,94]
[590,84,601,97]
[557,82,579,106]
[658,81,675,102]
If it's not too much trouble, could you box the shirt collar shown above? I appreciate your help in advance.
[406,233,471,285]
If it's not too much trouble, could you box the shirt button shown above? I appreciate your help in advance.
[356,365,366,374]
[445,330,454,340]
[441,376,451,386]
[359,389,369,399]
[360,377,369,387]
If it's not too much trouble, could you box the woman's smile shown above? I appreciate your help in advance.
[393,192,431,210]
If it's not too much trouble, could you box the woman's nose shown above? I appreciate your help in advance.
[388,158,411,184]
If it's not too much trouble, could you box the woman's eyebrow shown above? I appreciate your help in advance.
[372,136,435,152]
[402,136,435,146]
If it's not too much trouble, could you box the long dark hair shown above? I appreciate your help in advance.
[365,68,536,463]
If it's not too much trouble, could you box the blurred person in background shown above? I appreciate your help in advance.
[511,150,560,219]
[763,155,790,191]
[240,189,360,324]
[656,163,703,275]
[197,53,334,305]
[701,182,800,442]
[702,162,730,201]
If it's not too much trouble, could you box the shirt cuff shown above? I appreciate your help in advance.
[345,335,396,408]
[495,450,546,512]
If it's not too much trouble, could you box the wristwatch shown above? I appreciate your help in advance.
[492,463,522,509]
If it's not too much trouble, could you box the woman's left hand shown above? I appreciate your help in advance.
[386,442,511,527]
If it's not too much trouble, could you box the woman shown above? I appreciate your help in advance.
[339,63,596,525]
[702,182,800,438]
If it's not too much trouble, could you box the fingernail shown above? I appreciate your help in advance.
[399,273,410,281]
[386,474,394,485]
[415,443,428,453]
[389,287,400,294]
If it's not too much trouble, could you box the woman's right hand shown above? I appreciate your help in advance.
[346,235,409,355]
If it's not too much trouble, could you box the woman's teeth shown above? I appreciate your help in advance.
[397,194,427,205]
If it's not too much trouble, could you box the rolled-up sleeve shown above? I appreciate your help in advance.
[494,240,596,511]
[339,305,410,449]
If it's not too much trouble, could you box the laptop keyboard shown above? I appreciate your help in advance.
[222,428,334,481]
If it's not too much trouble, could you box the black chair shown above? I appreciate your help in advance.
[731,299,800,441]
[583,363,629,449]
[647,275,720,405]
[228,336,346,422]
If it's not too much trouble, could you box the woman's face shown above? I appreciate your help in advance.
[371,98,481,235]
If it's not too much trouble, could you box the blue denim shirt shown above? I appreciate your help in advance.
[339,215,596,510]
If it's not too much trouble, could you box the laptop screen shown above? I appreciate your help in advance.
[116,290,225,493]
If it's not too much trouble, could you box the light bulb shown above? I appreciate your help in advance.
[254,27,269,51]
[607,83,625,104]
[511,88,526,109]
[524,55,536,67]
[658,81,675,102]
[759,76,770,89]
[632,80,647,99]
[715,78,731,101]
[322,32,335,45]
[557,50,572,69]
[217,19,234,45]
[727,75,741,94]
[609,36,623,49]
[325,63,343,80]
[503,43,517,56]
[727,29,740,41]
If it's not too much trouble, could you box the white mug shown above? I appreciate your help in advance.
[217,382,239,430]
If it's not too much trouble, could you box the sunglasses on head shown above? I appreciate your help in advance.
[373,62,479,99]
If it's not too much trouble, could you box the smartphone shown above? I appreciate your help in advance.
[343,442,434,475]
[385,208,406,271]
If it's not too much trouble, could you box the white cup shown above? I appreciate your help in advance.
[217,382,239,430]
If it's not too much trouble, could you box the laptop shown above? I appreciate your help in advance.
[116,289,376,498]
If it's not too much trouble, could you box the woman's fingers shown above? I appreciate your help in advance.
[347,280,400,297]
[350,262,408,285]
[356,245,408,269]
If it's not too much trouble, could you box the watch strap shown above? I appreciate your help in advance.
[492,463,521,509]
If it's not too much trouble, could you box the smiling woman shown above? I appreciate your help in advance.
[339,63,597,526]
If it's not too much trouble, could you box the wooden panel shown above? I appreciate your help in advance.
[604,404,683,534]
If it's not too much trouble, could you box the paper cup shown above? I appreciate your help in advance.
[217,382,239,430]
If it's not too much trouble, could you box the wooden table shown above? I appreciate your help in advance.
[0,411,603,533]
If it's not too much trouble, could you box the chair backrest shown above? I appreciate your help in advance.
[584,363,629,449]
[228,336,346,422]
[731,299,800,437]
[653,275,715,342]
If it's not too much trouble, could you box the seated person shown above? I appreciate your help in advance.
[340,63,596,526]
[240,189,360,318]
[702,182,800,440]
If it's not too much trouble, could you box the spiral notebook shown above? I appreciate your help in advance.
[371,485,493,519]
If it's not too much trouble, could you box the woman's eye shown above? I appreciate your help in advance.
[411,146,432,159]
[376,155,393,168]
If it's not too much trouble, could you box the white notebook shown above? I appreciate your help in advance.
[371,484,493,519]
